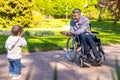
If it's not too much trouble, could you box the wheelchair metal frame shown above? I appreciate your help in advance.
[65,33,105,67]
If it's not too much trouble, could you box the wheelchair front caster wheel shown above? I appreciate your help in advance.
[76,54,84,67]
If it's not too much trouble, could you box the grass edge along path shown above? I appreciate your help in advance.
[0,20,120,53]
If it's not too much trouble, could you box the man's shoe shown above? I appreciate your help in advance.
[95,56,101,62]
[86,54,93,62]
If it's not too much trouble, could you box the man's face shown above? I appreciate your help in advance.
[72,13,80,23]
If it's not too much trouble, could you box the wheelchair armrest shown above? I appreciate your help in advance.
[92,31,99,34]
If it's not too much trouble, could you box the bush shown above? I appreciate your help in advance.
[0,0,33,28]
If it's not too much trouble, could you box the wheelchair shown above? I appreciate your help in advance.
[65,32,105,67]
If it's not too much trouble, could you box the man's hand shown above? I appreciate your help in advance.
[66,32,75,36]
[69,32,75,36]
[60,31,75,36]
[66,32,72,36]
[60,31,67,35]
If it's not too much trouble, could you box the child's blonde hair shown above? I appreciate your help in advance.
[11,25,23,36]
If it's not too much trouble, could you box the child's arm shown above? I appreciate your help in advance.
[19,37,27,47]
[18,32,27,47]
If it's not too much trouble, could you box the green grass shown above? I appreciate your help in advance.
[0,20,120,53]
[0,35,8,53]
[25,35,67,52]
[0,35,68,53]
[90,20,120,44]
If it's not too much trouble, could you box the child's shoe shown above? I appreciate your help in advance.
[12,75,21,79]
[9,73,13,76]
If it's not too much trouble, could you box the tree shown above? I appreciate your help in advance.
[106,0,120,25]
[0,0,33,28]
[96,0,120,24]
[33,0,99,19]
[33,0,54,17]
[33,0,86,18]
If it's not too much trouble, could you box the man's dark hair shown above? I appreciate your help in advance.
[72,8,81,14]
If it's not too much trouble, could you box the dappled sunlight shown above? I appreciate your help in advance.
[0,45,120,80]
[1,0,120,79]
[22,58,33,65]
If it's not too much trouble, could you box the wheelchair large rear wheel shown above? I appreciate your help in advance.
[66,36,77,62]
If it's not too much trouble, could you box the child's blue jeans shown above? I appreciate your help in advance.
[8,58,21,75]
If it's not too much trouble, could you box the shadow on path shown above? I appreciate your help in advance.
[0,45,120,80]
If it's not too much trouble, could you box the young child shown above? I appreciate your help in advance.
[5,25,27,79]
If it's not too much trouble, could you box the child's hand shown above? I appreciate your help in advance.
[20,33,24,37]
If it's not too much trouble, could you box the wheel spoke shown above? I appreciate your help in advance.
[66,36,77,62]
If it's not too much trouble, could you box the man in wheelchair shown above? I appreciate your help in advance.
[61,8,101,62]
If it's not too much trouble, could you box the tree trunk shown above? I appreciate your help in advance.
[98,8,102,21]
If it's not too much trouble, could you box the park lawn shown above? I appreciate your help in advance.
[0,35,68,53]
[25,35,68,52]
[90,20,120,44]
[0,33,120,54]
[0,20,120,53]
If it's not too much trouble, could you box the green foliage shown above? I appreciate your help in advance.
[91,20,120,44]
[33,0,91,18]
[111,59,120,80]
[32,11,44,26]
[0,0,33,28]
[111,70,116,80]
[0,35,8,53]
[0,20,120,53]
[53,65,58,80]
[33,0,112,20]
[24,30,55,36]
[0,0,117,29]
[32,19,70,28]
[115,59,120,80]
[96,0,120,24]
[33,0,107,20]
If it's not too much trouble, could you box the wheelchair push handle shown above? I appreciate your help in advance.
[92,31,99,34]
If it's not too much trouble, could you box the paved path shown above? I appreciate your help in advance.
[0,45,120,80]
